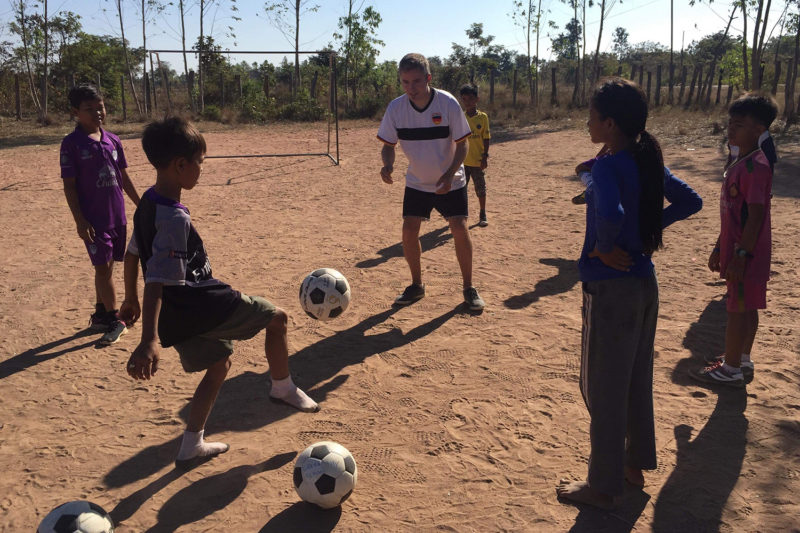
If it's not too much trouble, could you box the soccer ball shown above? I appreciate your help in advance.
[38,500,114,533]
[299,268,351,321]
[293,441,357,509]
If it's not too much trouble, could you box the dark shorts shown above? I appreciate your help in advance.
[402,185,468,220]
[85,226,126,266]
[464,166,487,197]
[173,294,278,372]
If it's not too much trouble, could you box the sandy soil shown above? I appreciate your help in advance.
[0,118,799,532]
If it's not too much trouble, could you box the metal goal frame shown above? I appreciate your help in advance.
[147,49,340,165]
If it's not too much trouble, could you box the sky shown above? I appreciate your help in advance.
[1,0,794,69]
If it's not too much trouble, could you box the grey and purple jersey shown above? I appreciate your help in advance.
[128,187,240,347]
[60,126,128,230]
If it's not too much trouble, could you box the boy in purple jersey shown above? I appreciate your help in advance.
[60,84,140,345]
[120,117,318,471]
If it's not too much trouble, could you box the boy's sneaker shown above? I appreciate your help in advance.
[394,284,426,306]
[463,286,485,311]
[571,191,587,205]
[689,360,744,388]
[88,311,113,331]
[478,210,488,227]
[98,319,127,346]
[704,353,754,378]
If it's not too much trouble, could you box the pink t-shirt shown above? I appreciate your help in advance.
[719,149,772,282]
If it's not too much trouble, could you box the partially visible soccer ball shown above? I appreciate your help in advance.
[299,268,351,321]
[293,441,357,509]
[37,500,114,533]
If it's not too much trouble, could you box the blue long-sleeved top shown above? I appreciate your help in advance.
[578,150,703,282]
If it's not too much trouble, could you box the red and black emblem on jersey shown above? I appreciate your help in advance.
[432,113,442,125]
[728,183,739,198]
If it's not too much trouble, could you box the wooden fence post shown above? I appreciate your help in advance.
[220,73,224,108]
[646,71,652,102]
[772,61,782,96]
[685,64,700,107]
[678,65,688,104]
[616,65,623,76]
[726,84,733,105]
[15,74,21,120]
[631,64,636,81]
[638,66,644,88]
[655,65,662,106]
[144,73,151,114]
[551,67,558,106]
[310,71,317,98]
[188,70,196,111]
[120,75,127,122]
[668,63,675,104]
[716,69,723,104]
[512,68,517,106]
[490,69,495,104]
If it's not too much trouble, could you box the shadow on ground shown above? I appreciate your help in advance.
[104,306,460,490]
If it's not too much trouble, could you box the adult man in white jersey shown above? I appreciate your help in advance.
[377,53,485,311]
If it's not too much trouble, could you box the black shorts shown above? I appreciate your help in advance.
[402,185,468,219]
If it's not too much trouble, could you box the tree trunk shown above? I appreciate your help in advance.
[199,0,205,112]
[742,0,750,90]
[592,0,606,85]
[668,0,674,104]
[116,0,143,116]
[294,0,301,97]
[783,22,799,122]
[17,1,41,112]
[179,0,195,111]
[751,0,765,89]
[40,0,48,122]
[142,0,147,114]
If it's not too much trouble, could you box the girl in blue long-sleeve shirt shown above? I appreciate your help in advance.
[557,78,702,510]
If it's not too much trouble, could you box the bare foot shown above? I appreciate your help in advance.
[556,479,615,510]
[624,466,645,488]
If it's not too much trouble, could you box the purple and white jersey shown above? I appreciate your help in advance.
[60,126,128,230]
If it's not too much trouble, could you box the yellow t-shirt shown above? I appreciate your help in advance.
[464,110,491,167]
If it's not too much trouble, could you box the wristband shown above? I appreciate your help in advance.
[735,248,753,258]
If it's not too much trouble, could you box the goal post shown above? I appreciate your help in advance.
[146,49,340,165]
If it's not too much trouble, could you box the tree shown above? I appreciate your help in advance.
[511,0,545,105]
[264,0,320,97]
[592,0,607,84]
[11,0,42,113]
[333,2,383,111]
[177,0,195,111]
[551,18,581,60]
[110,0,143,116]
[612,27,630,59]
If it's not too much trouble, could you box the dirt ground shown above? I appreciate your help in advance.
[0,117,799,532]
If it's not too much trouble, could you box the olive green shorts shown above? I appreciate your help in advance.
[173,294,278,372]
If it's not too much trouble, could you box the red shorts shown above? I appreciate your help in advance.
[725,278,767,312]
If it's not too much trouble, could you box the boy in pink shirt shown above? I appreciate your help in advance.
[60,84,140,345]
[692,92,778,387]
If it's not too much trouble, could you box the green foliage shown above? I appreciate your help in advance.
[202,104,222,121]
[551,18,581,60]
[276,88,325,121]
[720,48,746,88]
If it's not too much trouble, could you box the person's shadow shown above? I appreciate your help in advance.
[567,489,651,533]
[0,328,98,379]
[651,296,748,532]
[356,226,452,268]
[104,306,460,491]
[503,258,579,309]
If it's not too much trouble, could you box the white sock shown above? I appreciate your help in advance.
[270,376,319,412]
[176,429,229,460]
[741,353,751,363]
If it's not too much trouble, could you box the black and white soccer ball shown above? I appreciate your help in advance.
[293,441,357,509]
[37,500,114,533]
[299,268,351,321]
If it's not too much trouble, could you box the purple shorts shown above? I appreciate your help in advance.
[85,226,126,266]
[726,278,767,312]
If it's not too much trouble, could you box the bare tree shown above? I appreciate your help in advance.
[592,0,607,85]
[511,0,541,105]
[751,0,774,88]
[40,0,48,122]
[112,0,143,116]
[178,0,195,111]
[264,0,320,97]
[13,0,42,113]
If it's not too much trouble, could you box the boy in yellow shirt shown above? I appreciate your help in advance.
[459,84,491,226]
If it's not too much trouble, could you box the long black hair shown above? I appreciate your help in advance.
[591,77,664,255]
